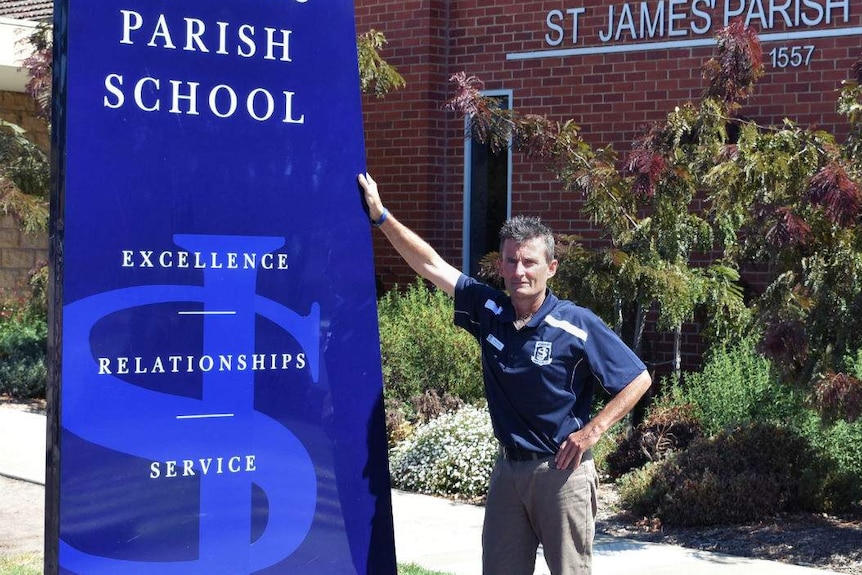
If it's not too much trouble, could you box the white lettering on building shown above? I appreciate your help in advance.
[543,0,852,47]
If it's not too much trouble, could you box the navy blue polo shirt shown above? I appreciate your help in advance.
[454,274,646,455]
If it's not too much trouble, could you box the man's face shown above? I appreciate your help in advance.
[497,237,558,302]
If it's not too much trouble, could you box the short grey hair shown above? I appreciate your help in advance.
[499,215,555,263]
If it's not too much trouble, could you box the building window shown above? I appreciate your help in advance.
[463,91,512,277]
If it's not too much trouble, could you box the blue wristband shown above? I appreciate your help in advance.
[372,208,389,227]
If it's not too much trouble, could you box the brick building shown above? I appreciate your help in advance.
[355,0,862,370]
[1,1,859,363]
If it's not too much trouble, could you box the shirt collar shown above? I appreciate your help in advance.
[504,289,558,327]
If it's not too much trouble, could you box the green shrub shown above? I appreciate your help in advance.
[592,421,623,476]
[618,422,825,526]
[384,390,465,447]
[803,415,862,511]
[667,337,804,435]
[616,462,662,518]
[389,405,496,500]
[378,278,483,406]
[843,347,862,380]
[603,403,702,480]
[0,296,47,399]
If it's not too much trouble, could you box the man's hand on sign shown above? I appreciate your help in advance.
[358,173,385,222]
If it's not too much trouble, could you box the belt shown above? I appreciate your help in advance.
[499,445,593,463]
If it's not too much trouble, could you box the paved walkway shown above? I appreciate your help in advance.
[0,407,45,484]
[0,405,843,575]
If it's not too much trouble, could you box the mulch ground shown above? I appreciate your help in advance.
[596,482,862,574]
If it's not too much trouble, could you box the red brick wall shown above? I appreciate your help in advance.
[356,1,860,369]
[357,0,860,256]
[356,0,461,288]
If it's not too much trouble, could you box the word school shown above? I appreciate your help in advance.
[103,9,308,123]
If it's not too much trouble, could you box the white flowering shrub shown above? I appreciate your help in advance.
[389,404,497,500]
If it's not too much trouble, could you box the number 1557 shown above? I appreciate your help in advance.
[770,46,815,68]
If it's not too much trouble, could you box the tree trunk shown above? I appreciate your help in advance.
[614,297,623,336]
[632,302,646,357]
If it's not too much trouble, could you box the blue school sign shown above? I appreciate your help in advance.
[47,1,396,574]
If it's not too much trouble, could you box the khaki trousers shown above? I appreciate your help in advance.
[481,456,598,575]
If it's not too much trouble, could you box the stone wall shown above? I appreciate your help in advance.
[0,213,46,297]
[0,89,48,150]
[0,89,48,298]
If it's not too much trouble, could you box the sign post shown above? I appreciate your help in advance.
[45,2,396,574]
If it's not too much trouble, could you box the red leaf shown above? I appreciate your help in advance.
[806,163,861,227]
[764,207,811,248]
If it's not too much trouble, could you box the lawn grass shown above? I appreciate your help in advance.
[0,553,41,575]
[397,563,455,575]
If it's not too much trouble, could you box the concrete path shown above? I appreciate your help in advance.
[0,407,45,484]
[0,405,843,575]
[391,489,843,575]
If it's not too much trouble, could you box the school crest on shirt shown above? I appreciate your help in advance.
[531,341,553,366]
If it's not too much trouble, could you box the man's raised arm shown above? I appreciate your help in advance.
[358,173,461,297]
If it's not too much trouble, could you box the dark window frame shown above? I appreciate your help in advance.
[462,90,512,277]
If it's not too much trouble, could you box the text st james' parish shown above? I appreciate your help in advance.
[545,0,850,46]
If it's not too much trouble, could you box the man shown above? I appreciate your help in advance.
[358,173,651,575]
